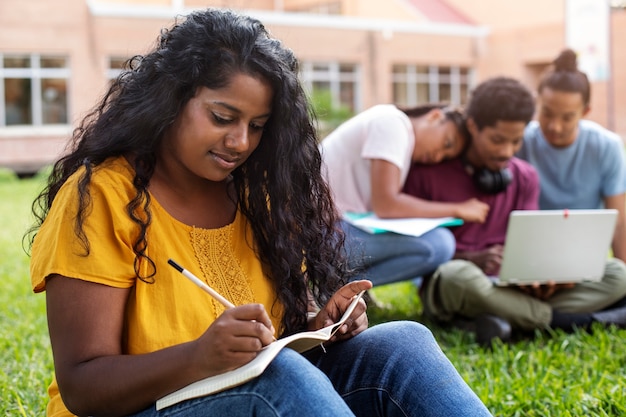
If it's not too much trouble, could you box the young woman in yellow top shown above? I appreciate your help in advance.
[28,8,492,417]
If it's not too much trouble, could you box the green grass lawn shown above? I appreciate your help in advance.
[0,170,53,416]
[1,172,625,416]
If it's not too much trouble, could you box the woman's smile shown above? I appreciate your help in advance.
[210,150,240,170]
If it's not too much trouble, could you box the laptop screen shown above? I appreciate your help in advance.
[497,209,616,285]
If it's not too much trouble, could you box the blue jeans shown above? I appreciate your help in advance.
[341,220,455,286]
[130,322,491,416]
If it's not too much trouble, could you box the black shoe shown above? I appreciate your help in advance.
[448,316,477,333]
[475,315,512,347]
[591,306,626,328]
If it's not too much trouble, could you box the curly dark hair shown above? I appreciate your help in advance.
[27,8,349,336]
[538,48,591,106]
[465,76,535,130]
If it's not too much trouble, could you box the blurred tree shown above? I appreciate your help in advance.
[308,89,353,140]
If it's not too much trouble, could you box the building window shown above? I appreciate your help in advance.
[392,64,472,107]
[1,54,70,127]
[300,61,360,114]
[107,56,129,80]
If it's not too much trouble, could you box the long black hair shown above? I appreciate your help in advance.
[27,8,349,336]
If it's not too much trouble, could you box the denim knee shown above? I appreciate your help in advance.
[357,321,439,357]
[421,227,456,264]
[341,322,492,417]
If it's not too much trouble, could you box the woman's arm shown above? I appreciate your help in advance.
[370,159,489,222]
[46,275,275,416]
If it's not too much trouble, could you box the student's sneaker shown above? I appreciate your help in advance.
[475,315,511,347]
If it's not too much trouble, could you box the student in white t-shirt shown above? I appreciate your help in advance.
[320,104,489,286]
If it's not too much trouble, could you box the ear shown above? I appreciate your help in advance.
[466,117,479,138]
[426,108,444,122]
[582,105,591,117]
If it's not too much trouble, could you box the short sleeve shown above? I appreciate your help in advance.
[30,162,139,292]
[601,136,626,198]
[360,107,413,170]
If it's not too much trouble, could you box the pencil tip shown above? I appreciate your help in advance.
[167,259,183,272]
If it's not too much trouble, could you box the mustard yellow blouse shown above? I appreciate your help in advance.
[30,157,282,417]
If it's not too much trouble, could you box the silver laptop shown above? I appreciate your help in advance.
[496,209,617,286]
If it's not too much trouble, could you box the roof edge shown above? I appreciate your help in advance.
[86,0,490,37]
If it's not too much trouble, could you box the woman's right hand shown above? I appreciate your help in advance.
[194,304,276,375]
[455,198,490,223]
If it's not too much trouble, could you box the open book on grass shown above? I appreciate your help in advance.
[156,290,365,410]
[344,212,463,237]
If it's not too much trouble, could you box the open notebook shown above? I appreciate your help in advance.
[156,291,365,410]
[495,209,617,286]
[343,212,463,237]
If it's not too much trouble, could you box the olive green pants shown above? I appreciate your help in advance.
[421,258,626,330]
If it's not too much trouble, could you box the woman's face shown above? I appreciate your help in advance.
[412,113,466,164]
[537,87,589,148]
[162,72,273,182]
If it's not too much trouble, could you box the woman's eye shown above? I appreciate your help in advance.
[212,113,232,124]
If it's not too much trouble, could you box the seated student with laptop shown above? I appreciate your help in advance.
[403,76,626,346]
[517,48,626,263]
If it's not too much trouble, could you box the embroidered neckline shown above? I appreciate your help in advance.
[189,225,254,317]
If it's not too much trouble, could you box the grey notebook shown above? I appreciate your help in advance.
[495,209,617,286]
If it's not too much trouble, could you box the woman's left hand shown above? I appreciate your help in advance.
[311,280,372,343]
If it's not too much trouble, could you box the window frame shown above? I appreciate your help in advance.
[0,53,71,128]
[300,61,362,114]
[392,64,474,107]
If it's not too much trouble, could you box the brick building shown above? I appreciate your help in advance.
[0,0,624,174]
